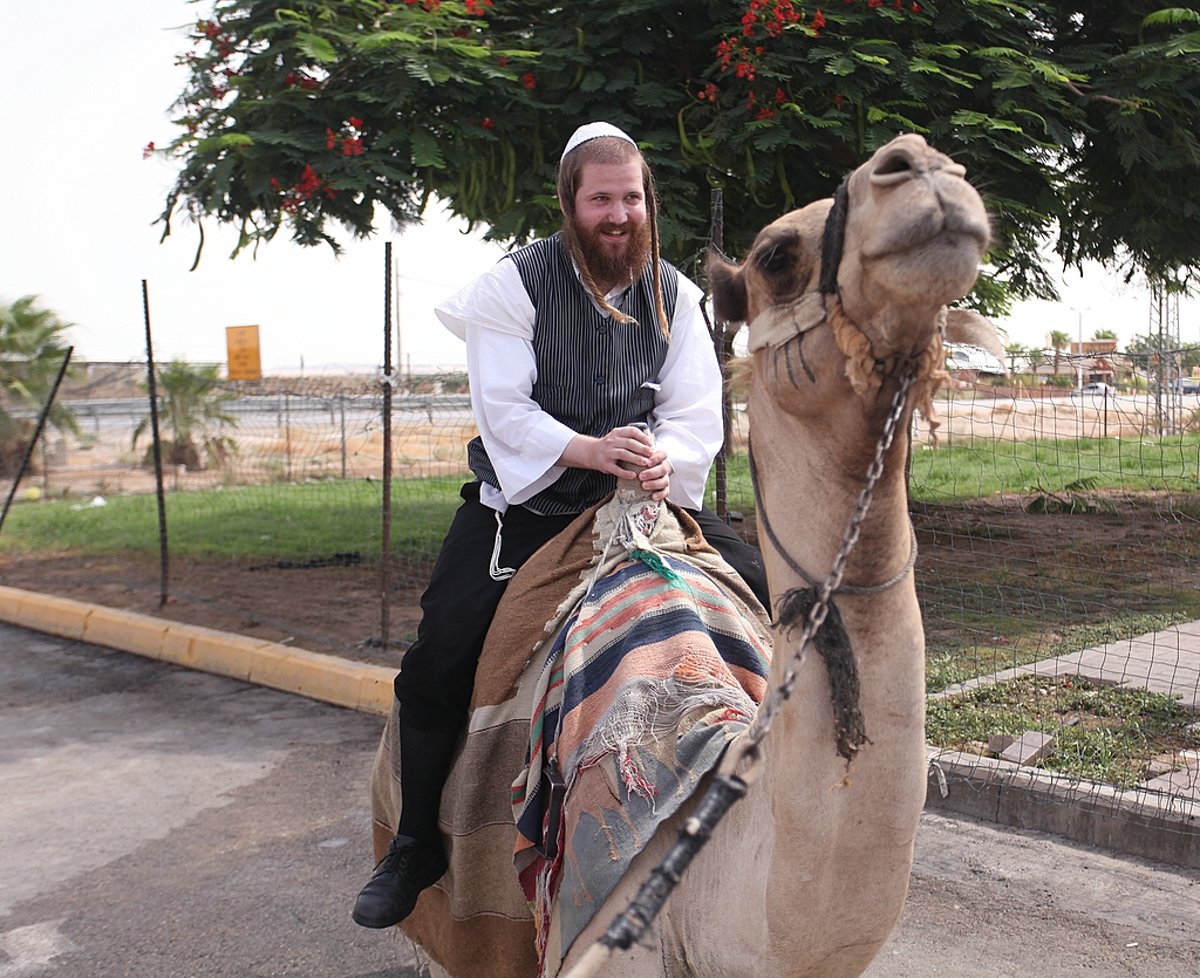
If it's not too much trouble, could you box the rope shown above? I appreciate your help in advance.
[488,510,517,581]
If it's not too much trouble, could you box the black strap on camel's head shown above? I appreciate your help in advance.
[818,175,851,297]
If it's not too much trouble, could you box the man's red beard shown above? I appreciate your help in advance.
[564,216,652,290]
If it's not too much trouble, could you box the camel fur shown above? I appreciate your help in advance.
[369,133,993,978]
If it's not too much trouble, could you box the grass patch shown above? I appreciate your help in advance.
[713,432,1200,510]
[924,612,1199,693]
[0,478,462,561]
[909,432,1200,501]
[927,674,1199,788]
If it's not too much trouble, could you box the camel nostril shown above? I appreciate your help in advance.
[874,151,914,175]
[869,152,918,188]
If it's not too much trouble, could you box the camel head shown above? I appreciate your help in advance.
[709,133,992,383]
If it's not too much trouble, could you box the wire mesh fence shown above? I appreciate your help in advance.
[1,356,1199,855]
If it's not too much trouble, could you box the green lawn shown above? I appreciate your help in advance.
[3,433,1197,559]
[0,478,463,561]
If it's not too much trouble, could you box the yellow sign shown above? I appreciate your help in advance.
[225,325,262,381]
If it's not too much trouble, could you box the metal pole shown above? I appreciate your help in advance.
[284,389,293,481]
[381,241,395,652]
[142,280,170,608]
[708,188,730,522]
[0,346,73,535]
[340,395,348,480]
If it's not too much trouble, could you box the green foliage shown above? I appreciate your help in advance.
[132,360,240,471]
[1024,476,1111,514]
[0,295,78,475]
[157,1,1200,307]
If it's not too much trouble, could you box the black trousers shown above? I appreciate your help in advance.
[393,482,769,732]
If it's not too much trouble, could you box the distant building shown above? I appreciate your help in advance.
[1070,339,1118,386]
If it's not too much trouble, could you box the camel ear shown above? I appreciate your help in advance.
[944,308,1005,363]
[707,249,748,325]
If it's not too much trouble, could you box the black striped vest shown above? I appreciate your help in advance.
[466,233,680,515]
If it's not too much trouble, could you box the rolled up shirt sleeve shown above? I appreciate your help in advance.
[436,260,578,506]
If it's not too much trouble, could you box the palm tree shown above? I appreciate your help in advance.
[0,295,78,477]
[1003,342,1028,376]
[1049,330,1072,377]
[133,360,238,471]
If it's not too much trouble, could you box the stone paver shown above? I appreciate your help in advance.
[939,619,1200,713]
[999,730,1055,765]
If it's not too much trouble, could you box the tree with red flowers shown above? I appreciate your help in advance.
[157,1,1200,307]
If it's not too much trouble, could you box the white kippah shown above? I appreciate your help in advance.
[560,121,637,161]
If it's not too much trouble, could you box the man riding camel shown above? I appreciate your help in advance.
[352,121,767,929]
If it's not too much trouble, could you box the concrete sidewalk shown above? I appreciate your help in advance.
[928,618,1200,868]
[938,618,1200,712]
[2,582,1197,867]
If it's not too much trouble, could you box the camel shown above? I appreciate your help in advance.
[368,132,997,978]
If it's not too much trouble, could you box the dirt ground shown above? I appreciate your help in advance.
[2,492,1198,670]
[865,811,1200,977]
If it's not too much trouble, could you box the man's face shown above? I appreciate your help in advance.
[567,160,650,288]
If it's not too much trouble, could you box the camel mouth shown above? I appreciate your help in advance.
[863,207,989,265]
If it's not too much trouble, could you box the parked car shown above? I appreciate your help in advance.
[1071,382,1114,397]
[1174,377,1200,395]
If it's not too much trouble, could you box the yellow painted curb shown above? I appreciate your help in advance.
[0,584,395,716]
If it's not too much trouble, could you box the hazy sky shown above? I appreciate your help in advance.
[2,3,1195,374]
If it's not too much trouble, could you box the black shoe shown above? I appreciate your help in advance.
[351,834,448,929]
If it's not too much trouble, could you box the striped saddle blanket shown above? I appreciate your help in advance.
[370,489,771,978]
[511,491,772,970]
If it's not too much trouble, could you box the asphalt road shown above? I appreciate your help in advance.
[3,622,1198,978]
[0,623,420,978]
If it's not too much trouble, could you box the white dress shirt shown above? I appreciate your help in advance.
[435,256,722,512]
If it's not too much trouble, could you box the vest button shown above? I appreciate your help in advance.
[593,374,606,385]
[596,324,610,335]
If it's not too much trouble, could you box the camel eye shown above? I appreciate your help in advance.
[757,243,789,275]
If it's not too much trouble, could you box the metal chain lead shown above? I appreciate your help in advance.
[743,366,916,749]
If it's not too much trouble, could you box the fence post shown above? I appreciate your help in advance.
[380,241,395,652]
[284,389,293,481]
[0,346,73,536]
[707,188,729,522]
[141,280,170,608]
[340,394,348,480]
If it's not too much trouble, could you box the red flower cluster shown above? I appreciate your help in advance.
[521,72,537,90]
[271,164,338,214]
[479,117,496,129]
[284,71,321,90]
[696,82,720,102]
[717,0,809,83]
[716,36,765,81]
[142,141,156,160]
[404,0,443,8]
[326,118,367,156]
[465,0,493,15]
[737,0,802,38]
[850,0,921,10]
